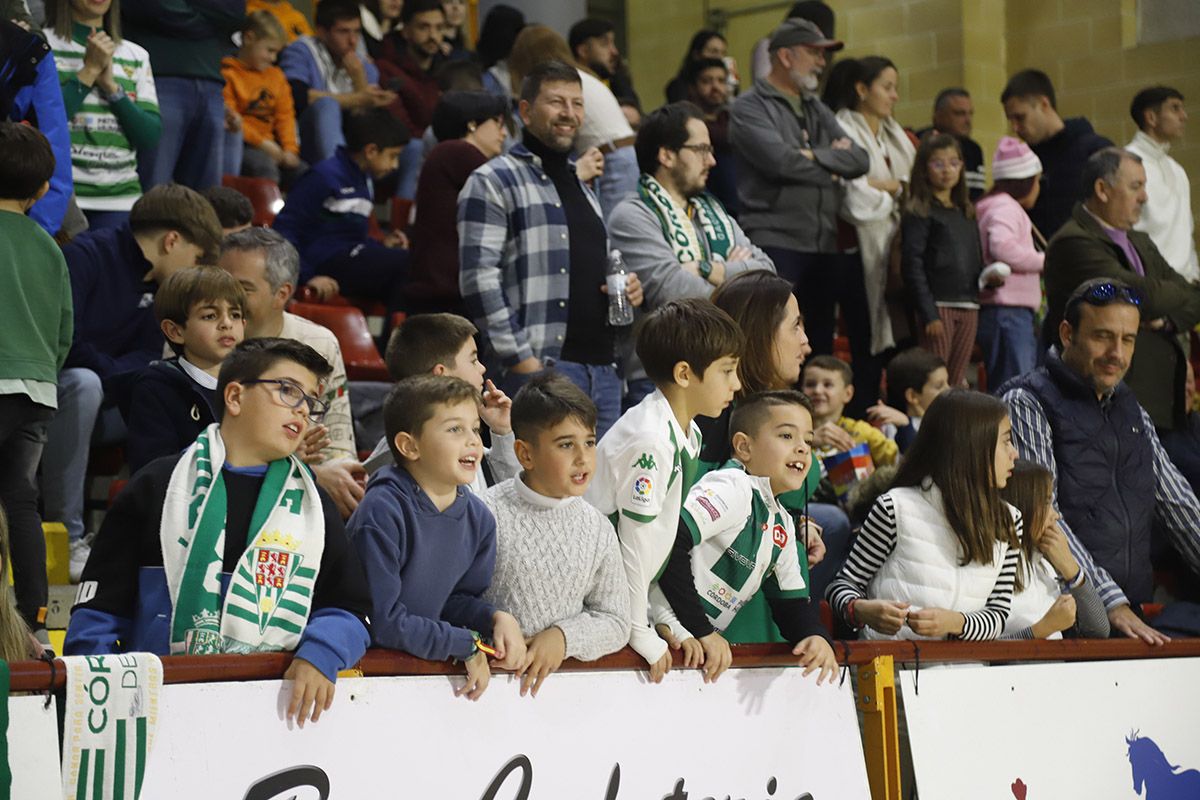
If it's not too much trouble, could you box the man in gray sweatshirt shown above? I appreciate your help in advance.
[609,102,774,406]
[730,18,868,358]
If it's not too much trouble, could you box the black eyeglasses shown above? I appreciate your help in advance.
[242,379,328,420]
[678,143,715,157]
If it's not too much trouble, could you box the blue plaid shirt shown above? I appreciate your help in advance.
[457,142,604,368]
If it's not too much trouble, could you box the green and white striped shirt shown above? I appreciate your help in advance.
[46,24,158,211]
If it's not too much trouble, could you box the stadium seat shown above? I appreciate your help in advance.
[221,175,284,226]
[289,300,390,381]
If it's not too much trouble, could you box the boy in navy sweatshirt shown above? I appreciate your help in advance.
[126,267,247,473]
[44,184,224,579]
[272,107,411,312]
[66,338,373,727]
[349,375,526,700]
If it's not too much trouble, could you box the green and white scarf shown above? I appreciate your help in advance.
[637,173,736,263]
[161,424,325,655]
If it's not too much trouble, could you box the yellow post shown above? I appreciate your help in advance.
[858,655,900,800]
[44,522,70,586]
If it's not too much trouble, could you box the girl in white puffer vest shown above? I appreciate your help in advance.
[826,390,1022,640]
[999,460,1110,640]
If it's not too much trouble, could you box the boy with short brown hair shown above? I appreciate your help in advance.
[586,298,744,681]
[126,267,247,472]
[350,375,526,700]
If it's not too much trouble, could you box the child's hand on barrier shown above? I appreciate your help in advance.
[516,626,566,698]
[490,610,527,670]
[284,657,334,727]
[793,636,837,685]
[648,649,673,684]
[906,607,965,638]
[679,636,704,669]
[854,599,911,635]
[457,650,490,701]
[698,632,732,683]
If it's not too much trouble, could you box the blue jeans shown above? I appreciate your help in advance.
[0,394,53,627]
[139,77,224,190]
[623,377,656,413]
[804,502,853,604]
[498,360,622,440]
[82,209,130,230]
[40,368,127,542]
[299,96,344,165]
[595,145,638,223]
[223,129,243,178]
[977,305,1038,392]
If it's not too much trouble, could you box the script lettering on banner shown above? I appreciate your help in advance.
[137,666,870,798]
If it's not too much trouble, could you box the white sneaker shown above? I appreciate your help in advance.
[69,537,92,583]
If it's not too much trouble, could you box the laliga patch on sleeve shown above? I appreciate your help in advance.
[630,472,655,506]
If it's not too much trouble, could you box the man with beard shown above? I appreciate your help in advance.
[685,58,738,214]
[568,18,638,106]
[1041,148,1200,434]
[458,60,643,438]
[1002,278,1200,644]
[729,18,867,356]
[609,102,774,405]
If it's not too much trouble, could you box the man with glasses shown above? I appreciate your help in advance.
[1002,278,1200,644]
[66,338,374,728]
[609,101,773,407]
[219,228,367,519]
[729,18,868,360]
[1043,148,1200,435]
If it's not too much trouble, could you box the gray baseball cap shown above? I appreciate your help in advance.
[768,18,844,52]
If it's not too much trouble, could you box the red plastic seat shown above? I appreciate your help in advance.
[289,301,390,381]
[390,198,414,233]
[221,175,284,226]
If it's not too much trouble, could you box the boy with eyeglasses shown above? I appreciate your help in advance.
[66,338,373,727]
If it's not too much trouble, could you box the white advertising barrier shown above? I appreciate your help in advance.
[130,666,871,800]
[10,694,61,799]
[900,657,1200,800]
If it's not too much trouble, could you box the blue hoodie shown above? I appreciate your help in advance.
[348,464,497,660]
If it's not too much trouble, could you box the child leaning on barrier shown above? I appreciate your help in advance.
[586,299,743,683]
[481,374,630,697]
[349,375,526,700]
[827,389,1022,641]
[999,460,1109,640]
[66,339,374,727]
[655,390,836,685]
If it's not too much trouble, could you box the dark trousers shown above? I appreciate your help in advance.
[0,394,54,629]
[319,241,410,318]
[764,247,883,416]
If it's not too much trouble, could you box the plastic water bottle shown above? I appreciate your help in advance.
[606,249,634,327]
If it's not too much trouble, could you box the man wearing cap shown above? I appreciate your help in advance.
[1003,277,1200,645]
[729,18,868,356]
[1042,147,1200,435]
[405,91,509,317]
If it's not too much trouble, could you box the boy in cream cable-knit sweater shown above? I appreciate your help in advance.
[482,374,631,697]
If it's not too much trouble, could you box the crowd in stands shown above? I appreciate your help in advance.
[2,0,1199,723]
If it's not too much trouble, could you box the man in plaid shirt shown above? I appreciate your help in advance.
[458,60,642,438]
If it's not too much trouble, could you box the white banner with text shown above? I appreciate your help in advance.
[10,695,61,799]
[901,657,1200,800]
[127,666,870,799]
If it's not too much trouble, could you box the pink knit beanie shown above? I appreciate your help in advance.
[992,136,1042,180]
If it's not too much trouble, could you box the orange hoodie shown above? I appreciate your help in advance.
[222,56,299,155]
[246,0,313,43]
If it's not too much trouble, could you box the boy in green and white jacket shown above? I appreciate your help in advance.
[655,390,837,684]
[586,299,743,683]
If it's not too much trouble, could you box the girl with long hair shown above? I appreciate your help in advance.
[827,389,1022,640]
[664,30,730,104]
[0,508,41,662]
[901,133,983,388]
[999,460,1109,639]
